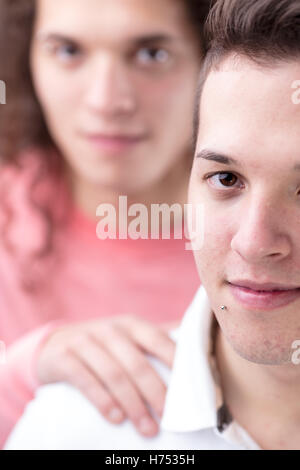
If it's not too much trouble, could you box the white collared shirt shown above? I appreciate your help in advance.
[4,286,260,450]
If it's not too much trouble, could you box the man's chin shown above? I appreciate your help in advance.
[227,338,293,366]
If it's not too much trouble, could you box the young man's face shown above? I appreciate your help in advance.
[189,55,300,365]
[30,0,201,194]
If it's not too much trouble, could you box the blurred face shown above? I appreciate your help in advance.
[189,56,300,365]
[30,0,201,193]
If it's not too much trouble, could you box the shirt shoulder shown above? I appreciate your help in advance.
[4,381,233,450]
[4,341,240,450]
[4,357,173,450]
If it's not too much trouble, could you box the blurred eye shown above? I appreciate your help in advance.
[206,172,243,189]
[136,47,170,66]
[51,43,82,63]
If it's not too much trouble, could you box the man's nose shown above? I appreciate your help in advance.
[230,196,291,263]
[83,56,137,117]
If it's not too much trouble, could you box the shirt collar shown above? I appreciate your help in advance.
[161,285,232,433]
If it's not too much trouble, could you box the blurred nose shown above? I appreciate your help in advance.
[231,194,291,263]
[83,55,137,117]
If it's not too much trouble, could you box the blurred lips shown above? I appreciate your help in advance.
[82,131,148,153]
[227,280,300,310]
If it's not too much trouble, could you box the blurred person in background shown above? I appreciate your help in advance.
[0,0,211,447]
[5,0,300,451]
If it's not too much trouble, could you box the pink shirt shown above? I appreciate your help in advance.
[0,150,200,447]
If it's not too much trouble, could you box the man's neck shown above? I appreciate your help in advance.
[215,326,300,450]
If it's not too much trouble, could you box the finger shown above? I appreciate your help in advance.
[115,316,176,368]
[97,328,168,419]
[71,336,159,437]
[159,319,181,333]
[56,350,126,425]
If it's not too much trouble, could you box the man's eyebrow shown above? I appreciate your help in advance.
[196,149,300,171]
[35,32,76,43]
[196,149,240,166]
[130,34,174,47]
[35,32,174,46]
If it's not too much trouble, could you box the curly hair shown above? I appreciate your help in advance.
[0,0,212,292]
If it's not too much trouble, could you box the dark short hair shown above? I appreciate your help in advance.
[193,0,300,147]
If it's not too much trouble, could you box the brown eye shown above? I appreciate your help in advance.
[217,172,238,187]
[205,171,243,191]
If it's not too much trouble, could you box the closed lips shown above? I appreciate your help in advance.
[228,280,300,291]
